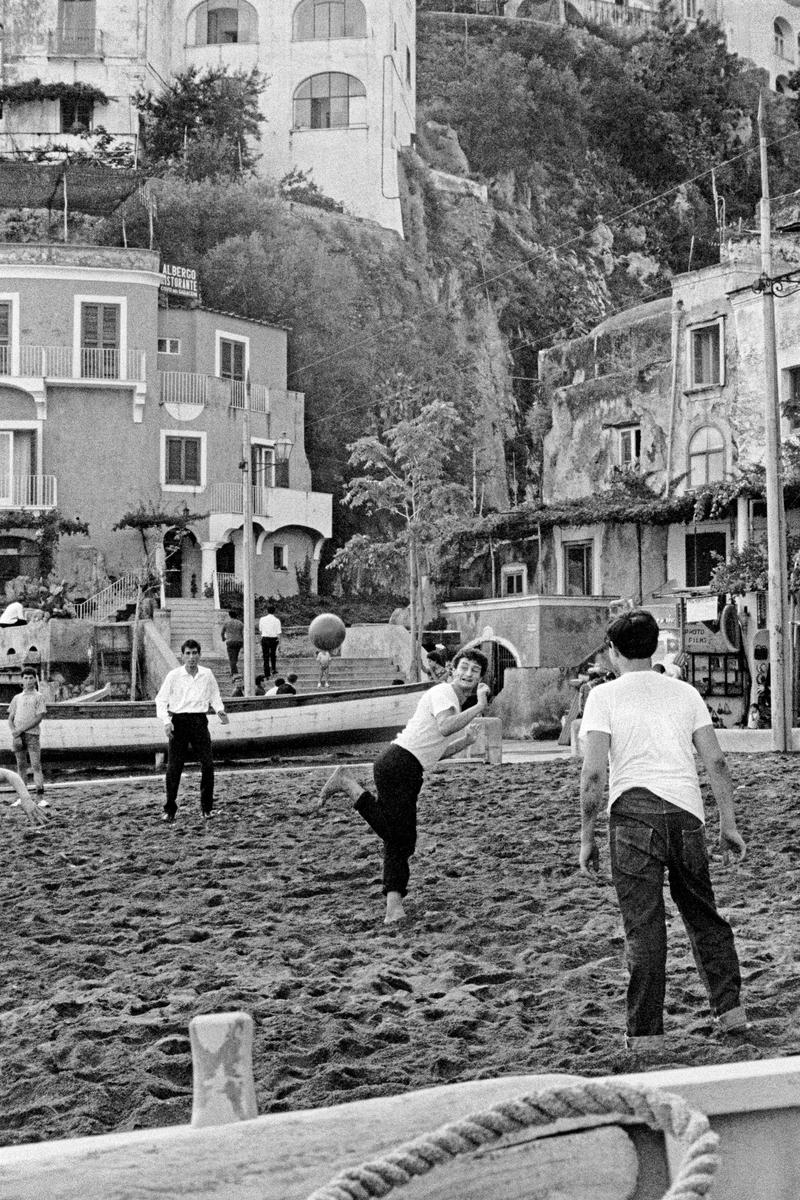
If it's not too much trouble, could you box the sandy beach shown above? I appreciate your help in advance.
[2,754,799,1148]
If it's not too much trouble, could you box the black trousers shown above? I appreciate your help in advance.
[355,743,423,896]
[261,636,278,676]
[610,788,742,1037]
[225,641,242,674]
[165,713,215,816]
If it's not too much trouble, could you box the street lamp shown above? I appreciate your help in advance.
[275,431,294,464]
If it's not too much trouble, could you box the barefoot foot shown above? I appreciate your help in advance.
[384,892,406,924]
[319,765,354,806]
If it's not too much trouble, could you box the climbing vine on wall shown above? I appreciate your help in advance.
[0,80,110,106]
[0,511,89,580]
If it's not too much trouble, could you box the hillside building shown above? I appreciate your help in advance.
[0,240,332,601]
[0,0,415,233]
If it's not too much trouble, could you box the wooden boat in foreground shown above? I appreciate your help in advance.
[0,682,430,759]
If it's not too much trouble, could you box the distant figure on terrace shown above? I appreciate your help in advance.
[0,600,27,626]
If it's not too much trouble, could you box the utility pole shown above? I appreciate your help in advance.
[758,93,793,750]
[241,376,256,696]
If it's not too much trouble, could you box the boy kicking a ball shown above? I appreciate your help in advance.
[320,649,491,924]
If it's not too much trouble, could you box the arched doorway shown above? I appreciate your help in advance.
[163,528,203,599]
[460,635,522,695]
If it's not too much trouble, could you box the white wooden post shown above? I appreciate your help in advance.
[189,1011,258,1128]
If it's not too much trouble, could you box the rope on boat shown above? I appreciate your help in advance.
[305,1080,720,1200]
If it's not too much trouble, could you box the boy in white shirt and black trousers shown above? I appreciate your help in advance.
[579,608,752,1054]
[320,649,491,924]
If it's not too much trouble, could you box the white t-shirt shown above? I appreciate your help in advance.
[259,614,281,638]
[580,672,712,820]
[394,682,461,771]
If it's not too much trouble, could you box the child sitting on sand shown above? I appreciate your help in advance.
[319,649,491,924]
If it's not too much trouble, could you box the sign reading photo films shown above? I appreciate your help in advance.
[161,263,199,301]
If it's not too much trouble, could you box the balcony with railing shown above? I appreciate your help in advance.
[1,344,146,383]
[568,0,656,27]
[47,27,105,56]
[159,371,269,413]
[0,474,57,510]
[209,483,332,537]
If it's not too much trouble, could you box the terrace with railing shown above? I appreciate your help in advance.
[0,344,145,382]
[0,475,57,509]
[159,372,270,413]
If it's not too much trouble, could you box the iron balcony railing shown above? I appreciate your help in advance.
[0,474,57,509]
[0,344,145,382]
[159,371,269,412]
[47,27,104,56]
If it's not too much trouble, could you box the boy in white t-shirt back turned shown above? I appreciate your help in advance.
[579,608,750,1053]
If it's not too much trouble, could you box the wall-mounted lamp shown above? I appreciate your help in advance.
[275,431,294,464]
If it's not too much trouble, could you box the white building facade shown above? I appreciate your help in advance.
[0,0,416,233]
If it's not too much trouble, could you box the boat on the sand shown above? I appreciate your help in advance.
[0,682,430,758]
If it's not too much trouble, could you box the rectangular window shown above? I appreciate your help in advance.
[0,303,10,374]
[165,436,201,486]
[618,425,641,468]
[564,542,593,596]
[685,531,726,588]
[0,430,35,506]
[689,322,723,388]
[683,0,697,16]
[157,337,181,356]
[273,544,288,571]
[81,302,119,377]
[57,0,96,54]
[220,338,245,381]
[406,46,412,85]
[502,570,525,597]
[60,95,93,132]
[251,444,276,489]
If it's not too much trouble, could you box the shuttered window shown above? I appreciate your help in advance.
[220,338,245,381]
[0,303,9,374]
[81,303,120,378]
[165,437,201,486]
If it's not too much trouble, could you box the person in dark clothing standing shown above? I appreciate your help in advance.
[220,609,244,676]
[155,640,229,823]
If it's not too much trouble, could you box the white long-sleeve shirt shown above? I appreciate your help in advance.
[155,665,225,726]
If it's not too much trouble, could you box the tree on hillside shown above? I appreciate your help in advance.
[134,67,267,179]
[331,377,474,679]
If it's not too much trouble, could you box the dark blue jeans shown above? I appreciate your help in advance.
[609,788,742,1037]
[355,744,422,897]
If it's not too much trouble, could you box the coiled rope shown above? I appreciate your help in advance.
[306,1080,719,1200]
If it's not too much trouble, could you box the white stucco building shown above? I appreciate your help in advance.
[0,0,416,233]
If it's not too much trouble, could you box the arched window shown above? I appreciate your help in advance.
[292,0,366,41]
[774,17,792,59]
[688,426,725,487]
[293,73,366,130]
[188,0,258,46]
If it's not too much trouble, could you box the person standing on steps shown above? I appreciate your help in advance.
[155,640,229,823]
[258,603,281,679]
[220,608,244,677]
[579,608,751,1054]
[319,649,491,925]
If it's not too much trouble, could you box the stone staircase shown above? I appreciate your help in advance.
[163,599,404,696]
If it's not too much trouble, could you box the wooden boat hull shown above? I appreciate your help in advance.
[0,683,430,758]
